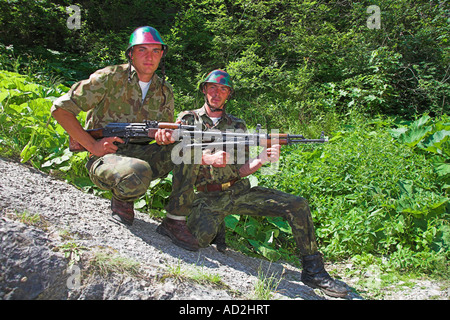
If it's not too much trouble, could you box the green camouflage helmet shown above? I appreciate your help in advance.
[125,26,168,60]
[199,69,234,95]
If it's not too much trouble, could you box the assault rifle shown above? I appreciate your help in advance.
[69,120,197,152]
[69,121,328,152]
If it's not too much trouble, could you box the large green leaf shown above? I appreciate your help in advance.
[420,130,450,156]
[247,239,281,261]
[433,161,450,178]
[398,126,432,147]
[20,143,37,163]
[267,216,292,234]
[225,214,240,230]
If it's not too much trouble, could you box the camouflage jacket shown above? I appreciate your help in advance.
[51,64,174,129]
[177,105,249,188]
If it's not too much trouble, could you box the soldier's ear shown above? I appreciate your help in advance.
[202,83,208,95]
[128,49,133,61]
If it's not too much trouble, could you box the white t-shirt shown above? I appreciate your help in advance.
[139,80,152,102]
[210,117,221,125]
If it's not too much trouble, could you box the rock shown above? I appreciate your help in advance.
[0,218,68,299]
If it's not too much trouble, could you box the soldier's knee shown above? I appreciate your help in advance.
[128,160,153,184]
[288,196,310,212]
[115,171,150,200]
[94,156,152,201]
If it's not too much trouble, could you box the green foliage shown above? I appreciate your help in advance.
[165,0,449,124]
[0,70,68,162]
[57,241,88,266]
[0,0,71,49]
[0,43,99,88]
[134,174,173,217]
[225,214,295,263]
[1,1,448,123]
[245,115,449,274]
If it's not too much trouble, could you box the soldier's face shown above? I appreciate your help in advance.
[203,83,231,109]
[131,44,164,81]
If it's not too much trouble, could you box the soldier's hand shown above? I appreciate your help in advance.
[155,129,176,145]
[202,150,230,168]
[259,144,281,163]
[91,136,124,157]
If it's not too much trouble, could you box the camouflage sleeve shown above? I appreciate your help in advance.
[51,68,110,116]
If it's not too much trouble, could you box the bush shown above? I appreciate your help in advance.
[242,114,449,273]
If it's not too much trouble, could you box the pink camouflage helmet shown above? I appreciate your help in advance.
[125,26,168,60]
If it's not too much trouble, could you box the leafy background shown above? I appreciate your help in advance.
[0,0,448,280]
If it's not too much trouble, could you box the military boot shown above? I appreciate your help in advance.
[156,216,199,251]
[111,198,134,226]
[301,252,348,298]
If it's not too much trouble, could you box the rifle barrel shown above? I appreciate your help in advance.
[183,136,327,148]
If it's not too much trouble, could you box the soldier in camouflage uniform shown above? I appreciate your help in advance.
[51,26,176,226]
[160,70,348,298]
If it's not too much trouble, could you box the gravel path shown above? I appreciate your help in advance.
[0,157,447,301]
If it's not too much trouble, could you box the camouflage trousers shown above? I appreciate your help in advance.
[86,143,174,202]
[186,179,319,256]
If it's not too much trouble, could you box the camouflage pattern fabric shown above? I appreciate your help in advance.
[166,106,319,256]
[51,64,174,129]
[86,142,175,202]
[188,179,318,256]
[52,64,175,201]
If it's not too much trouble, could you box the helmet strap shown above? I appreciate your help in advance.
[204,96,228,114]
[127,51,133,83]
[202,88,232,114]
[160,57,167,108]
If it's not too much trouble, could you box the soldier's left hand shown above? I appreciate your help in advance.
[155,129,176,145]
[260,144,281,163]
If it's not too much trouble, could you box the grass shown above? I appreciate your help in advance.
[89,250,142,278]
[162,259,285,299]
[56,241,89,266]
[2,209,50,230]
[15,211,42,226]
[251,264,283,300]
[163,259,229,289]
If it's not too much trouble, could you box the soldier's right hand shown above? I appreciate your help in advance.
[202,150,230,168]
[91,137,125,157]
